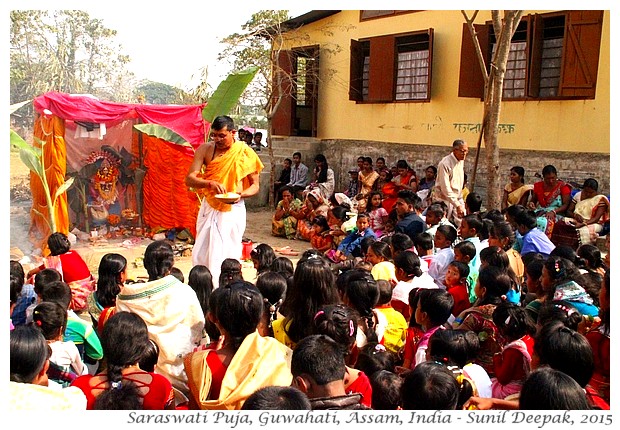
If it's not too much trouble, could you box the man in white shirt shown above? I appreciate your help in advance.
[286,151,309,200]
[433,139,468,227]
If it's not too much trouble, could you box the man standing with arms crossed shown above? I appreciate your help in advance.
[186,115,264,288]
[433,139,468,227]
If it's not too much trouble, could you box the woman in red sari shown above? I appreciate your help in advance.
[527,165,572,237]
[382,160,413,213]
[27,232,95,312]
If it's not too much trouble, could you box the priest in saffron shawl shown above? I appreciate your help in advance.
[186,116,264,288]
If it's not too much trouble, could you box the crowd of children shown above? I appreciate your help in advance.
[9,157,610,411]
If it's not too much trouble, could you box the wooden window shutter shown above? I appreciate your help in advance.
[559,10,604,98]
[271,50,294,136]
[368,35,396,102]
[528,14,544,98]
[458,23,488,99]
[426,28,435,101]
[349,39,363,101]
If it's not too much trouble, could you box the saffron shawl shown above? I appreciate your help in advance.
[200,141,264,212]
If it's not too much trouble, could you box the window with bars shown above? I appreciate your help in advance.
[350,29,434,103]
[458,10,603,100]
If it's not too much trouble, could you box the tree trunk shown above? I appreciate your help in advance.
[266,116,275,208]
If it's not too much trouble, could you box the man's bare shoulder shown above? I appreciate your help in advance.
[194,142,215,161]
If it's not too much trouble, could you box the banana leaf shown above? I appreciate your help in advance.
[11,129,43,177]
[53,177,75,206]
[202,66,259,124]
[133,123,192,148]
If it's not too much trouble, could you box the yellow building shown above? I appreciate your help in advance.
[268,10,610,195]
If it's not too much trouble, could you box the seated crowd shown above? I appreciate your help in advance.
[9,157,610,411]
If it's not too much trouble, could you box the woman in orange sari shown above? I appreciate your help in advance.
[382,160,413,213]
[358,157,380,197]
[294,189,330,241]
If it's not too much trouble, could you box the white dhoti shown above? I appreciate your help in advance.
[192,198,246,289]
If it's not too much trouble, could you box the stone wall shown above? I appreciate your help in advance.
[246,137,610,208]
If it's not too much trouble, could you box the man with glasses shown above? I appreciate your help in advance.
[185,115,264,288]
[433,139,469,227]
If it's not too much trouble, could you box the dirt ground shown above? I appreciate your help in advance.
[9,150,312,280]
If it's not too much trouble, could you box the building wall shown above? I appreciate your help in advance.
[278,10,610,154]
[245,137,609,208]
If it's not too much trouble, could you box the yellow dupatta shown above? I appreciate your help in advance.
[201,141,264,212]
[184,331,293,410]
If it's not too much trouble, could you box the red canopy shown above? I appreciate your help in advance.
[33,91,207,149]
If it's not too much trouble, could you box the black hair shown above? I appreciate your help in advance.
[93,312,150,410]
[535,320,594,387]
[293,151,302,158]
[428,328,480,367]
[477,266,511,305]
[241,386,311,410]
[401,361,460,410]
[11,275,24,306]
[542,256,575,287]
[537,300,582,331]
[413,232,434,252]
[280,254,339,344]
[250,243,276,275]
[417,288,454,327]
[144,240,174,281]
[369,240,392,261]
[396,159,409,170]
[96,253,127,308]
[550,245,581,267]
[314,154,329,183]
[492,302,536,341]
[397,189,421,209]
[391,232,414,254]
[503,203,526,220]
[465,192,482,213]
[426,203,444,218]
[169,267,184,283]
[211,115,235,131]
[343,269,379,343]
[32,301,67,341]
[436,224,458,243]
[256,271,287,329]
[479,218,493,241]
[10,260,25,280]
[490,220,516,251]
[311,215,330,232]
[448,260,470,279]
[205,286,223,342]
[515,210,538,230]
[39,280,72,310]
[331,206,349,223]
[376,279,393,305]
[312,304,358,357]
[582,177,599,191]
[33,268,62,296]
[510,166,525,180]
[462,214,483,233]
[215,280,264,352]
[524,252,545,279]
[270,256,294,277]
[291,334,346,385]
[219,258,243,287]
[394,251,423,279]
[188,265,213,316]
[370,370,402,410]
[454,240,476,261]
[10,325,50,383]
[577,244,604,271]
[47,232,71,255]
[541,165,558,177]
[138,339,160,373]
[483,209,505,223]
[519,367,591,410]
[355,342,397,375]
[360,234,376,257]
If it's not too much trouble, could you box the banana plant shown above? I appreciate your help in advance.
[10,100,74,233]
[133,66,259,147]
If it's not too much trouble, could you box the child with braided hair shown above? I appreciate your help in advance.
[312,304,373,408]
[490,302,536,398]
[255,271,286,337]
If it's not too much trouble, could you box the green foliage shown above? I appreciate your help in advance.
[202,67,259,124]
[132,124,191,147]
[10,10,135,128]
[136,81,193,105]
